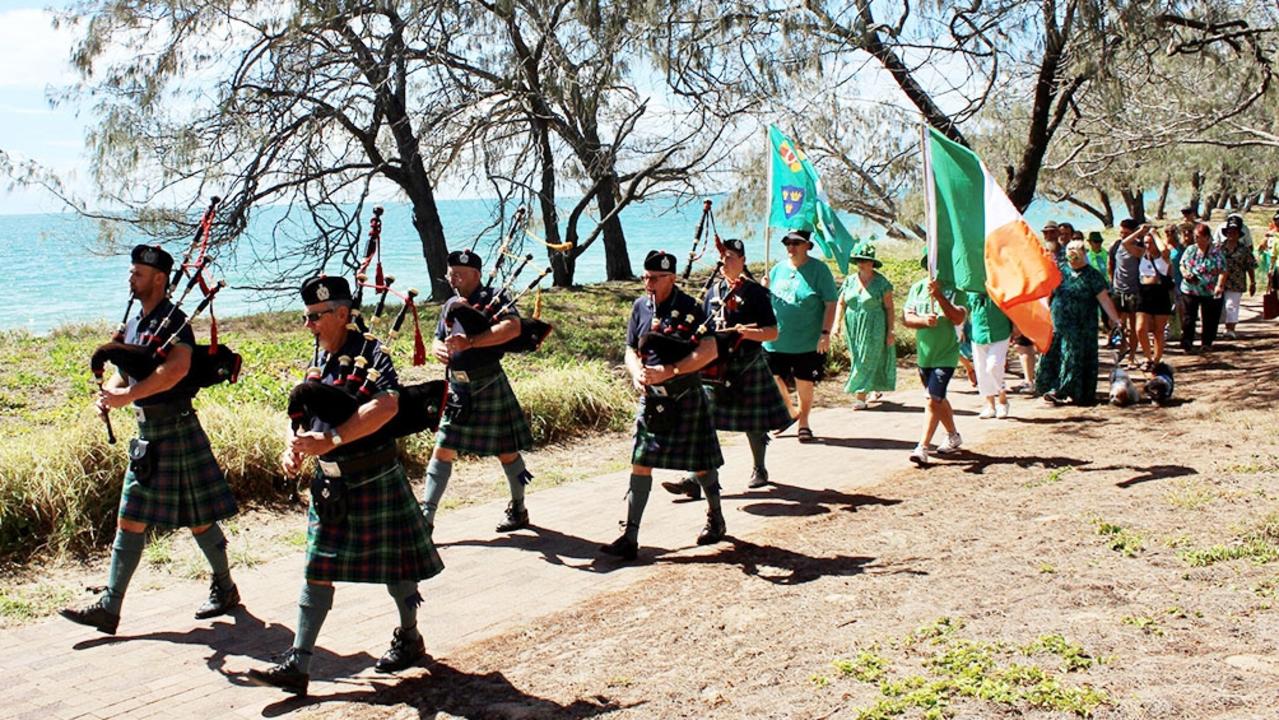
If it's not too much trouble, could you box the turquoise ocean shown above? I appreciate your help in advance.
[0,195,1102,333]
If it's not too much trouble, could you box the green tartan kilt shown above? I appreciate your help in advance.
[435,367,533,456]
[305,460,444,584]
[118,410,238,529]
[709,351,793,433]
[632,383,723,472]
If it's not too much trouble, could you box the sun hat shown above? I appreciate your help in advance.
[849,243,882,269]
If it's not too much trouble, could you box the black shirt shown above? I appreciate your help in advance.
[703,277,776,354]
[124,298,198,407]
[435,285,518,371]
[310,328,399,455]
[626,287,707,366]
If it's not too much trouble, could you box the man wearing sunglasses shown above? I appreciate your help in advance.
[249,275,442,695]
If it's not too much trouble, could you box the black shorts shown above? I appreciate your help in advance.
[1137,284,1173,316]
[1113,290,1140,314]
[766,350,826,383]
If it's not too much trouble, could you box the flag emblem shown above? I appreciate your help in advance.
[781,185,805,218]
[777,141,802,173]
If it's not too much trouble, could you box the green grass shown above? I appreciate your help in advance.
[1095,521,1144,557]
[1179,512,1279,568]
[0,584,76,622]
[833,620,1108,719]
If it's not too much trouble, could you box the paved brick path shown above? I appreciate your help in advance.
[1,383,1036,719]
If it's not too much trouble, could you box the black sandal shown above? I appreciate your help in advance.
[797,427,815,443]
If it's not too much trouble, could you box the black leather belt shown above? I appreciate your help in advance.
[133,399,194,423]
[317,443,398,479]
[447,363,502,384]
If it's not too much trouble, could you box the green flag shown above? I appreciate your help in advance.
[767,125,855,274]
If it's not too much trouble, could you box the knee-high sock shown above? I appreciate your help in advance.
[386,580,422,635]
[193,523,232,589]
[625,473,652,542]
[501,456,531,510]
[696,469,723,513]
[747,432,768,473]
[421,458,453,527]
[293,583,335,672]
[103,528,145,614]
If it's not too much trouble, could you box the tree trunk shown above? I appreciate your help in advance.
[1266,176,1277,204]
[401,163,450,300]
[1119,188,1146,223]
[1154,175,1171,219]
[1189,169,1203,215]
[533,118,576,288]
[594,173,634,280]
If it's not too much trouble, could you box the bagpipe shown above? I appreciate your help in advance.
[91,197,242,444]
[286,206,447,439]
[442,206,555,353]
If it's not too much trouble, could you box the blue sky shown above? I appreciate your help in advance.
[0,0,86,214]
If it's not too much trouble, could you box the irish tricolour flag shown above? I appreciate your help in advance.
[923,126,1061,352]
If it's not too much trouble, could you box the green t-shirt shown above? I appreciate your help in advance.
[764,257,839,354]
[965,291,1012,344]
[904,278,961,368]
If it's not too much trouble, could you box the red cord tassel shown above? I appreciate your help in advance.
[375,261,385,287]
[410,300,426,366]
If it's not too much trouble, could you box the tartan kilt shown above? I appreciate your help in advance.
[632,383,723,472]
[118,411,237,529]
[435,367,533,456]
[305,460,444,584]
[709,351,792,433]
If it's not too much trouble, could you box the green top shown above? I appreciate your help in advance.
[965,291,1012,344]
[904,278,960,368]
[765,257,839,354]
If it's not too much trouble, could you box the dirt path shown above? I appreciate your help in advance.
[298,301,1279,720]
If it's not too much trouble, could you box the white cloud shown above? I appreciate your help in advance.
[0,8,78,90]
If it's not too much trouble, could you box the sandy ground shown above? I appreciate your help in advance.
[294,307,1279,720]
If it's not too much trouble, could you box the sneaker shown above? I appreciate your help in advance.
[696,509,727,545]
[909,445,929,466]
[194,580,241,620]
[660,477,702,500]
[247,649,310,695]
[747,468,771,489]
[995,402,1010,419]
[495,502,530,532]
[375,627,425,673]
[852,399,869,410]
[598,533,639,561]
[936,432,963,455]
[978,405,996,420]
[59,595,120,635]
[1225,330,1238,340]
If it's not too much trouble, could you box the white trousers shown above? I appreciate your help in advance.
[1223,290,1243,324]
[973,339,1010,398]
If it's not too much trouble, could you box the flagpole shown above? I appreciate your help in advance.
[920,120,938,281]
[762,125,773,283]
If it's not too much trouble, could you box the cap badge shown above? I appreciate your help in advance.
[142,248,158,264]
[316,285,330,301]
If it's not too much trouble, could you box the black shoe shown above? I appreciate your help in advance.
[194,580,240,620]
[495,502,530,533]
[697,509,726,546]
[247,649,310,695]
[59,596,119,635]
[598,533,639,561]
[376,627,425,673]
[660,477,702,500]
[748,469,771,489]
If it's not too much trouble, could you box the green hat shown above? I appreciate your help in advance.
[850,243,882,269]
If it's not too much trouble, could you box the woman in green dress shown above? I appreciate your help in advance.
[833,244,896,409]
[1036,239,1122,406]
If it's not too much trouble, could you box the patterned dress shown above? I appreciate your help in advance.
[1034,263,1109,405]
[839,271,896,394]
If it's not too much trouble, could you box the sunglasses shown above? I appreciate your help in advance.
[782,239,807,247]
[302,308,336,324]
